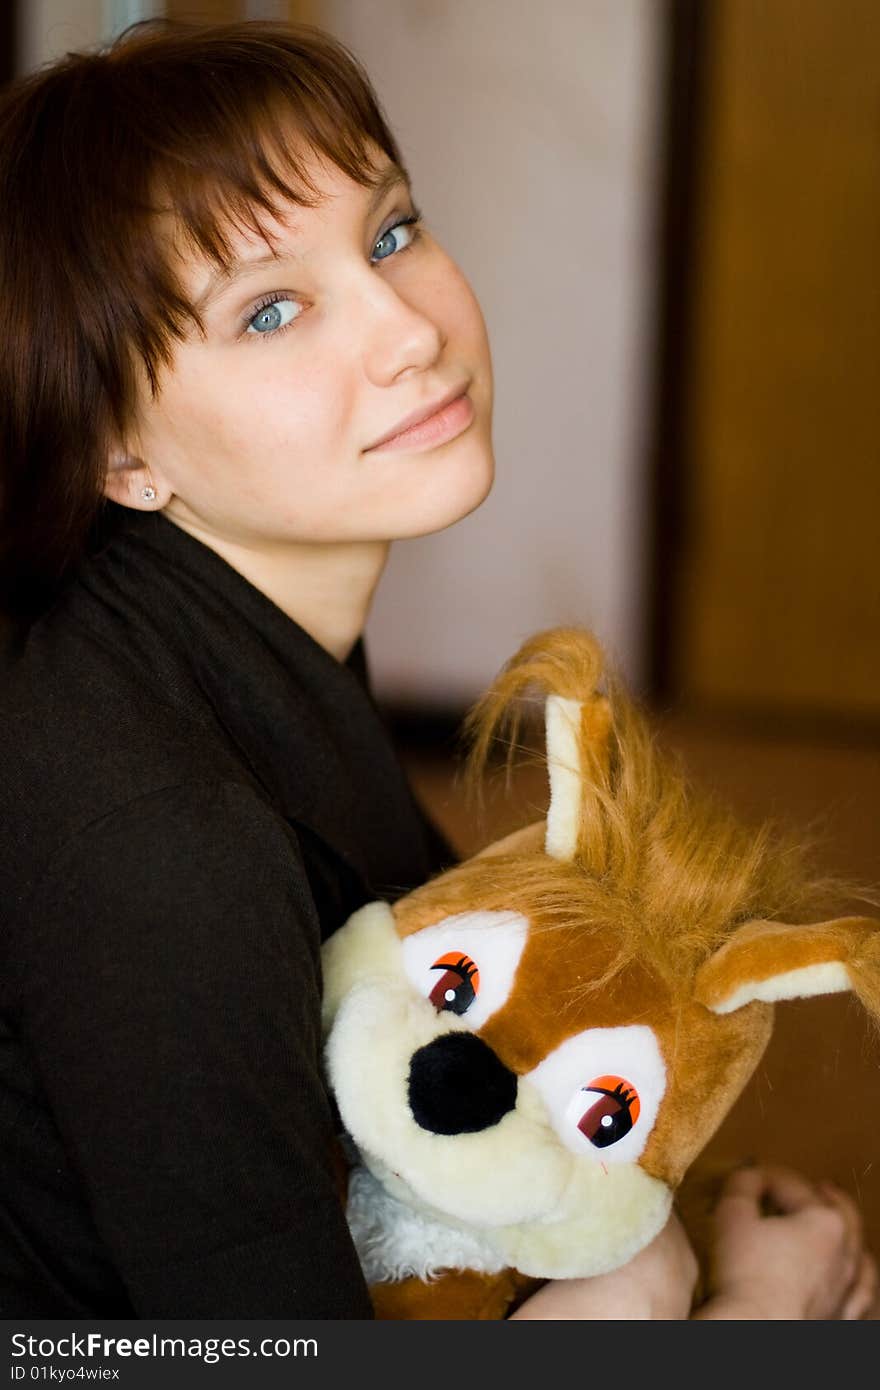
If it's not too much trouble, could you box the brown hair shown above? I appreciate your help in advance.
[0,20,406,618]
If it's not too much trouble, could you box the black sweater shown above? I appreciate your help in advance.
[0,506,453,1317]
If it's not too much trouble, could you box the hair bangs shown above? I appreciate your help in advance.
[101,21,405,387]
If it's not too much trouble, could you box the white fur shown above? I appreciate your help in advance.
[492,1163,672,1279]
[346,1164,508,1284]
[345,1154,672,1283]
[321,900,400,1030]
[710,960,851,1015]
[544,695,582,861]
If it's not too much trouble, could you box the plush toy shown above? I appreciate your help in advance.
[322,629,880,1319]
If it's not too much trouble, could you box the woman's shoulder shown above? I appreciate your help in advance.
[0,776,319,995]
[0,612,301,940]
[3,771,300,896]
[0,597,267,881]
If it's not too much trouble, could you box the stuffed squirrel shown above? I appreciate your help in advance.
[322,629,880,1318]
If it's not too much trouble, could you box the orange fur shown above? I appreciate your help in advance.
[371,1269,539,1320]
[459,629,872,993]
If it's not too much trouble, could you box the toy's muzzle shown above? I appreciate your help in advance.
[407,1031,518,1135]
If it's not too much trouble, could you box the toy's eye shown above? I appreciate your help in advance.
[531,1028,664,1163]
[576,1075,641,1149]
[428,952,480,1015]
[402,912,527,1029]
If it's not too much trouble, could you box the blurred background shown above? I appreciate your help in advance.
[4,1,880,1272]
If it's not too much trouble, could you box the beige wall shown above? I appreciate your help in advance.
[17,2,313,69]
[19,0,103,68]
[324,0,662,704]
[18,2,163,70]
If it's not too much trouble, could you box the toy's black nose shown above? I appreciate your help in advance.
[407,1032,517,1135]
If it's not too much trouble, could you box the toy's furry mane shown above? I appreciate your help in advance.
[417,628,880,1008]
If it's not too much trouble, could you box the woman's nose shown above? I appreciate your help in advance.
[359,276,445,388]
[407,1032,518,1135]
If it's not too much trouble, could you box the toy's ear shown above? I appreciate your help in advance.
[693,916,880,1017]
[462,628,613,866]
[544,693,612,862]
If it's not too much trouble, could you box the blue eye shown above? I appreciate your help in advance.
[243,212,422,339]
[246,298,300,335]
[372,215,421,263]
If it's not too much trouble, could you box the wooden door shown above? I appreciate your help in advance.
[675,0,880,720]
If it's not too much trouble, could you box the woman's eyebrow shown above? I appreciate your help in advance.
[365,163,411,215]
[194,164,411,313]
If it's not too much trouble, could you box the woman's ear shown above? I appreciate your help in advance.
[693,915,880,1017]
[104,452,168,510]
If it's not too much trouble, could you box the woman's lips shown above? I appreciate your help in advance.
[364,392,475,454]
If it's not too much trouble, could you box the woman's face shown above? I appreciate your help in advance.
[120,147,494,548]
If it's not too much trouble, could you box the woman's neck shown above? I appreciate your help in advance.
[164,514,390,663]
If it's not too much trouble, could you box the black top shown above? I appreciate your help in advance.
[0,506,453,1317]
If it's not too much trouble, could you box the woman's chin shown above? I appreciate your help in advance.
[389,440,496,540]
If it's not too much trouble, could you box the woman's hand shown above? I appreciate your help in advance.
[509,1209,698,1320]
[693,1164,878,1320]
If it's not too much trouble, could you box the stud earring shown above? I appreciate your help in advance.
[141,484,157,502]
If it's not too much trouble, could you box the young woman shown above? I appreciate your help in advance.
[0,20,874,1320]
